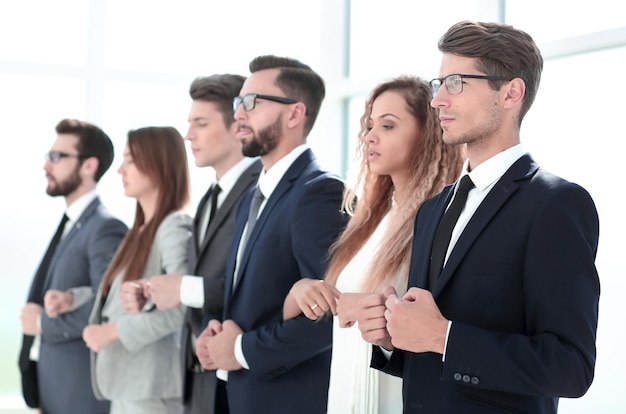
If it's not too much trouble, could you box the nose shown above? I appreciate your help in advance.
[234,104,247,121]
[184,127,193,141]
[117,164,124,175]
[430,87,448,109]
[367,128,378,144]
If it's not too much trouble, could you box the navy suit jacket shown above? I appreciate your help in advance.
[222,149,348,414]
[373,154,600,414]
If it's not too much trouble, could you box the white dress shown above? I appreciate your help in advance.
[326,212,404,414]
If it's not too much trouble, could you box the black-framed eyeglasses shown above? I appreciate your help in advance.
[430,74,512,96]
[44,151,87,163]
[233,93,300,112]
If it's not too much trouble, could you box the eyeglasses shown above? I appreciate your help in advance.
[233,93,299,112]
[430,74,512,96]
[44,151,87,163]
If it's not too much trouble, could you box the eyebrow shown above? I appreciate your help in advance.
[374,113,401,120]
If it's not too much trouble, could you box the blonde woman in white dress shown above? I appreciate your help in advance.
[283,76,465,414]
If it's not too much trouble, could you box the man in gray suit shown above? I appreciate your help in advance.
[122,74,262,414]
[19,119,127,414]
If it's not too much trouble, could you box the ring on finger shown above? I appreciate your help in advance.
[310,303,319,311]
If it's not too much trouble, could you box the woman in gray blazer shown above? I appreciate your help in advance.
[83,126,192,414]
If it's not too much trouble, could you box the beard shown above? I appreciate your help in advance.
[241,115,282,157]
[46,166,82,197]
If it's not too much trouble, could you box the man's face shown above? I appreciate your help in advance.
[43,134,83,197]
[234,68,288,158]
[430,54,505,148]
[185,100,239,169]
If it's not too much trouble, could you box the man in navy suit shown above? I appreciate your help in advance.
[358,21,600,413]
[196,55,348,414]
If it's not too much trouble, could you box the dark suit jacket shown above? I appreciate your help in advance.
[372,154,600,414]
[181,160,262,411]
[34,197,127,414]
[221,149,348,414]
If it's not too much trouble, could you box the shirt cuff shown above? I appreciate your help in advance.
[235,334,249,370]
[442,320,452,362]
[180,275,205,308]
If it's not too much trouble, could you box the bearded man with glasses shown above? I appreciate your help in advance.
[19,119,127,414]
[195,55,349,414]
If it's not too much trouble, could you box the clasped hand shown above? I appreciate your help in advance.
[358,286,449,354]
[196,319,244,371]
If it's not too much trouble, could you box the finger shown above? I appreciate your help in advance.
[382,285,398,298]
[319,287,339,315]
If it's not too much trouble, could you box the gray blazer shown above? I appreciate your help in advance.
[89,211,192,401]
[38,197,127,414]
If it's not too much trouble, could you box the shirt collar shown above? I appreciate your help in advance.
[463,144,526,191]
[65,188,98,222]
[217,156,259,197]
[257,144,309,199]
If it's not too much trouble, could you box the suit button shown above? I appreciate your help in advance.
[101,316,109,323]
[453,373,462,381]
[462,375,471,383]
[471,376,480,385]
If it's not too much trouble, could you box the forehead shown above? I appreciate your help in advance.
[51,133,79,151]
[189,100,223,119]
[371,90,409,116]
[240,68,282,95]
[439,54,480,76]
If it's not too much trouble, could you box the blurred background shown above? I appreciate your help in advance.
[1,0,623,412]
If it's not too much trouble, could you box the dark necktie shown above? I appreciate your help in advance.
[239,185,264,253]
[207,183,222,225]
[428,175,475,289]
[198,184,221,245]
[28,213,69,304]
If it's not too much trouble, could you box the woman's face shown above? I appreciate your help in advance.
[366,90,420,185]
[117,145,156,201]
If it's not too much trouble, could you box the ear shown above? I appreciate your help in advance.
[286,102,308,129]
[502,77,525,109]
[80,156,100,180]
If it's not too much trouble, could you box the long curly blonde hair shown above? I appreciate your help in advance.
[324,76,465,293]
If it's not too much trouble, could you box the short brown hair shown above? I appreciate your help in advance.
[189,74,246,128]
[55,119,114,181]
[438,20,543,124]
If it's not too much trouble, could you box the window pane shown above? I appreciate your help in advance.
[0,0,89,66]
[349,0,503,80]
[0,74,86,398]
[104,0,322,76]
[506,0,626,43]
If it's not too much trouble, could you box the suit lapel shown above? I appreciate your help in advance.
[42,198,101,292]
[198,161,262,263]
[193,187,213,254]
[230,150,314,297]
[433,155,539,295]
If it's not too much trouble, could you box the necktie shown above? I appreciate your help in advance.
[198,184,221,244]
[28,213,69,304]
[239,185,264,253]
[428,175,475,289]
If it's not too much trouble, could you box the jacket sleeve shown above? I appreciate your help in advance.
[41,217,127,343]
[443,184,599,398]
[241,175,349,380]
[116,213,192,353]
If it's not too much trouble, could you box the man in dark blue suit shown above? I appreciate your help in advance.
[358,21,600,413]
[196,55,348,414]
